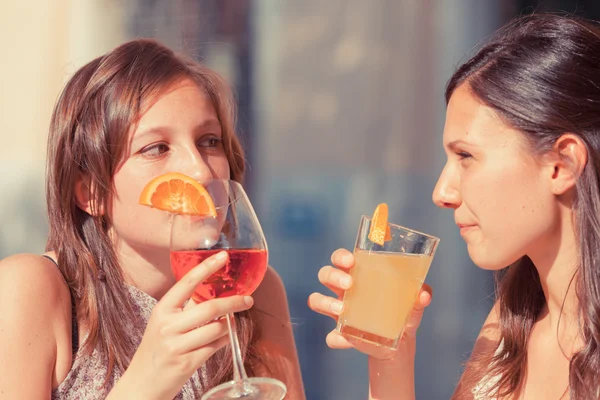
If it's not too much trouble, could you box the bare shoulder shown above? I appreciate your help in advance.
[0,253,71,327]
[452,301,501,399]
[464,300,501,362]
[252,265,289,320]
[0,253,71,306]
[251,266,305,399]
[0,253,72,394]
[259,265,286,293]
[477,300,501,345]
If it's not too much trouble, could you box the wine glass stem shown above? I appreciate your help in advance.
[226,312,249,384]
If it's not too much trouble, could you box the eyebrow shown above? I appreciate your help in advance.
[445,139,472,151]
[134,119,222,141]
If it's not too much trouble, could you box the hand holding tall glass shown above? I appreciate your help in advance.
[337,214,440,350]
[170,179,286,400]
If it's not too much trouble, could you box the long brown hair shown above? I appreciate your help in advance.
[45,38,255,387]
[446,14,600,399]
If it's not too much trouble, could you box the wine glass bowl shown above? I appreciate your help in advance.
[169,179,287,400]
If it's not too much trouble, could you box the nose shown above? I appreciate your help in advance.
[177,146,215,184]
[432,164,461,209]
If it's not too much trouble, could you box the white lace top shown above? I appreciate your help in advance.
[472,371,501,399]
[471,340,504,400]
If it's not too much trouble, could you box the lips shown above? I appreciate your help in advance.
[457,223,477,236]
[456,223,475,229]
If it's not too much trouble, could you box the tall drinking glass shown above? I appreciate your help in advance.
[336,215,440,350]
[170,179,286,400]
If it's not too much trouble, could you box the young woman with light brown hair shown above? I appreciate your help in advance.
[0,39,303,399]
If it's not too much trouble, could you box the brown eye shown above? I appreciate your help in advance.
[457,151,472,160]
[198,137,223,148]
[141,143,170,157]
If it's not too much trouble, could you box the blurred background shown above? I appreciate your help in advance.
[2,0,599,398]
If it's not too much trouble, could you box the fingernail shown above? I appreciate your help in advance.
[332,301,343,314]
[343,254,353,265]
[340,276,351,289]
[244,296,254,306]
[216,251,227,261]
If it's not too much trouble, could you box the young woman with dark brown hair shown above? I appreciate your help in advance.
[310,13,600,400]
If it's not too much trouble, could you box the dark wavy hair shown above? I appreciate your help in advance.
[447,14,600,399]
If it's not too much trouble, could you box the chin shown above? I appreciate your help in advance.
[467,246,508,271]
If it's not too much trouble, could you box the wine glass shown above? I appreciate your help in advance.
[169,178,287,400]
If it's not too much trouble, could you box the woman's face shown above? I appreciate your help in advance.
[110,78,230,256]
[432,84,560,270]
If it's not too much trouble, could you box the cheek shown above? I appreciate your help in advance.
[490,167,551,232]
[464,161,547,225]
[462,164,554,268]
[110,173,172,249]
[111,201,172,249]
[210,154,231,180]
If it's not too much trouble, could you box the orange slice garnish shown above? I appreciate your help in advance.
[368,203,392,246]
[139,172,217,217]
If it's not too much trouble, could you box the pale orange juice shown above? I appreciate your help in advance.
[338,249,433,347]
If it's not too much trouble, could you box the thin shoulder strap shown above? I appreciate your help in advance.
[42,255,80,356]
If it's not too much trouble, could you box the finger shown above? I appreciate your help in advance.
[330,248,355,271]
[349,337,397,359]
[183,297,198,312]
[161,251,228,309]
[307,292,344,319]
[325,331,354,349]
[171,295,253,333]
[328,331,397,359]
[318,265,352,297]
[177,319,229,353]
[421,283,433,300]
[190,334,231,367]
[403,284,433,339]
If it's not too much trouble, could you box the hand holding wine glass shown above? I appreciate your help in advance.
[122,251,254,400]
[167,177,287,400]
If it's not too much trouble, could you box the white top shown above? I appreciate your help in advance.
[471,340,503,400]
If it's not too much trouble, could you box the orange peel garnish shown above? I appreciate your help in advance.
[139,172,217,217]
[368,203,392,246]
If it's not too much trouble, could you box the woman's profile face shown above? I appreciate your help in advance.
[432,84,560,270]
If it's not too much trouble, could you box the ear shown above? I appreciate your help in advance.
[548,133,588,196]
[74,175,103,216]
